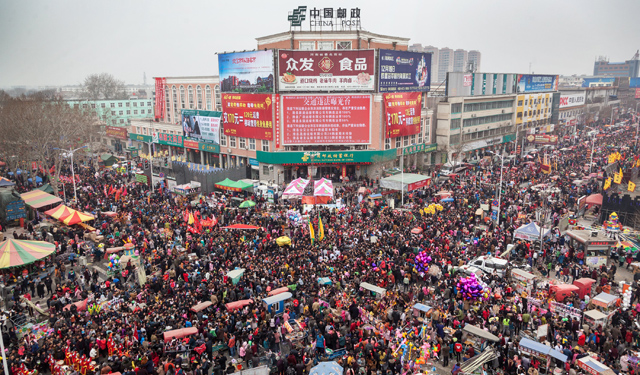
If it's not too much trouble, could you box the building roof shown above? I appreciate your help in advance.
[256,30,410,45]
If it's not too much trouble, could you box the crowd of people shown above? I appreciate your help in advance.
[2,117,640,375]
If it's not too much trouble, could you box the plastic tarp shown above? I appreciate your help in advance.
[163,327,198,342]
[191,301,212,312]
[463,324,500,342]
[20,189,62,209]
[380,173,431,192]
[513,222,551,241]
[314,178,334,197]
[519,337,568,362]
[413,303,432,313]
[262,292,292,306]
[225,299,254,312]
[283,178,310,196]
[360,282,387,296]
[318,277,332,285]
[227,268,245,285]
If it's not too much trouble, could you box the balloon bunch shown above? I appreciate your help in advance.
[422,203,444,215]
[457,273,487,301]
[414,251,432,275]
[108,254,120,271]
[287,210,303,226]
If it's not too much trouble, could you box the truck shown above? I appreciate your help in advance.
[0,190,26,223]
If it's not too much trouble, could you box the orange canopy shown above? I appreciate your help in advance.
[163,327,198,342]
[268,287,290,296]
[225,299,254,312]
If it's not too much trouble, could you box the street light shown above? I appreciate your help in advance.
[487,151,505,227]
[54,145,87,204]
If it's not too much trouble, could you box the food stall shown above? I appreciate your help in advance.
[412,303,432,322]
[549,301,583,321]
[565,230,617,268]
[518,338,568,373]
[462,324,500,351]
[549,284,579,302]
[583,309,608,328]
[577,356,616,375]
[591,292,619,321]
[262,292,292,315]
[573,278,596,299]
[511,269,537,296]
[360,282,387,299]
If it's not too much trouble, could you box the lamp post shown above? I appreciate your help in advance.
[488,151,505,227]
[55,145,87,204]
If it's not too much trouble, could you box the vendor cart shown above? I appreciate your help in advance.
[511,269,537,296]
[283,319,308,348]
[591,292,620,321]
[360,282,386,299]
[412,303,432,323]
[549,284,579,302]
[462,324,499,352]
[518,337,568,374]
[573,278,596,299]
[262,292,292,315]
[583,309,608,328]
[577,356,616,375]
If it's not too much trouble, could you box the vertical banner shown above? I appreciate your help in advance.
[482,74,487,95]
[155,77,166,120]
[383,92,422,138]
[275,94,280,149]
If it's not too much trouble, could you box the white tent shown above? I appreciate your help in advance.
[513,222,551,241]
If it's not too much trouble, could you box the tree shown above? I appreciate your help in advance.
[82,73,127,100]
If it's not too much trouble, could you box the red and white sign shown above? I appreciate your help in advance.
[282,95,371,145]
[636,88,640,99]
[221,93,273,141]
[275,94,281,149]
[183,139,199,149]
[154,77,166,120]
[384,92,422,138]
[407,177,431,192]
[105,126,128,140]
[278,50,375,92]
[559,92,586,109]
[463,74,473,87]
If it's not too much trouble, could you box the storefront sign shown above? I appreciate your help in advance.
[559,92,586,109]
[249,158,259,166]
[221,93,273,140]
[106,126,128,140]
[275,93,281,149]
[384,92,422,138]
[198,142,220,154]
[256,149,397,165]
[278,50,375,92]
[129,133,152,143]
[287,6,362,29]
[407,178,430,191]
[218,50,274,93]
[378,50,431,93]
[154,77,166,119]
[527,134,558,145]
[516,74,559,93]
[183,139,200,149]
[403,143,437,155]
[282,94,371,145]
[157,132,183,147]
[463,74,472,87]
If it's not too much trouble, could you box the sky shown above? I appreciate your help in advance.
[1,0,639,87]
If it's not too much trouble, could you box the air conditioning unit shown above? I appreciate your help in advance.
[227,148,231,153]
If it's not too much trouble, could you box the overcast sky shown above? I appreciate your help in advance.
[1,0,639,87]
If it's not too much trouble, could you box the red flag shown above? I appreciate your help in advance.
[108,185,115,196]
[104,185,108,196]
[194,214,202,233]
[183,209,190,223]
[133,325,139,342]
[211,215,218,227]
[122,186,127,197]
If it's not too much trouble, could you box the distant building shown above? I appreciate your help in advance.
[468,50,481,72]
[438,48,454,83]
[409,45,481,82]
[593,53,639,78]
[453,49,468,72]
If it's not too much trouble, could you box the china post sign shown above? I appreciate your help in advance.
[288,6,361,28]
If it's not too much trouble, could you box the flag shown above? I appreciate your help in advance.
[211,215,218,227]
[188,212,195,225]
[104,185,108,196]
[629,181,636,192]
[122,186,127,197]
[614,172,622,184]
[309,221,315,244]
[133,325,139,342]
[183,209,190,223]
[318,216,325,242]
[604,177,612,190]
[108,185,115,196]
[194,213,202,233]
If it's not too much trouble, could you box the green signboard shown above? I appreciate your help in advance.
[256,149,398,165]
[130,150,138,158]
[503,134,516,143]
[157,132,184,147]
[129,133,152,142]
[135,174,148,184]
[403,143,437,156]
[199,142,220,154]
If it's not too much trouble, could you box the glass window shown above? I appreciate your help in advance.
[91,103,96,109]
[101,103,105,108]
[318,41,334,50]
[395,137,401,149]
[126,110,131,115]
[403,135,409,147]
[118,102,122,107]
[126,102,130,107]
[141,109,145,114]
[119,119,124,124]
[249,138,256,150]
[220,134,227,147]
[206,86,212,111]
[147,101,151,106]
[188,86,194,108]
[263,165,270,175]
[299,41,315,50]
[337,41,352,50]
[110,103,115,108]
[230,136,236,148]
[111,111,116,116]
[239,137,246,149]
[518,100,523,106]
[134,110,138,115]
[119,111,123,115]
[197,86,202,109]
[410,134,416,144]
[180,86,185,108]
[385,138,391,150]
[450,119,461,129]
[133,102,137,107]
[262,140,269,152]
[214,85,221,111]
[451,103,462,113]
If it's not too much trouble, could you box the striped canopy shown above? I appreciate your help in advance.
[61,211,94,226]
[20,189,62,209]
[44,205,74,220]
[0,239,55,269]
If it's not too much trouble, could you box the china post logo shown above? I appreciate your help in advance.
[288,6,307,27]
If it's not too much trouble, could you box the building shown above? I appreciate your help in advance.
[467,50,481,72]
[437,48,454,83]
[410,45,481,82]
[453,49,468,72]
[410,44,439,85]
[593,53,640,78]
[557,90,586,137]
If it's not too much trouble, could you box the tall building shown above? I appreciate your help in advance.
[468,50,481,72]
[438,48,454,83]
[409,44,439,85]
[453,49,468,72]
[593,53,640,78]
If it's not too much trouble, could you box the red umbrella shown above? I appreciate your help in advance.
[222,224,260,230]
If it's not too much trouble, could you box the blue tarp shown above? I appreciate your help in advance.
[519,338,568,362]
[318,277,332,285]
[413,303,432,313]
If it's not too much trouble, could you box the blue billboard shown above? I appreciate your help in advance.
[378,50,431,92]
[218,50,274,93]
[582,77,616,88]
[516,74,559,93]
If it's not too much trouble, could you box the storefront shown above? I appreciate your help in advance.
[128,133,221,168]
[459,134,517,161]
[566,230,617,268]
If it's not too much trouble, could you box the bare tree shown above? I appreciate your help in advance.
[82,73,127,100]
[448,141,468,165]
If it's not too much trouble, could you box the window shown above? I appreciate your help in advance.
[451,103,462,113]
[395,137,401,149]
[134,110,138,115]
[119,111,123,115]
[524,100,528,106]
[126,102,130,107]
[214,85,221,111]
[126,110,131,115]
[262,140,269,152]
[239,137,246,149]
[197,86,202,109]
[118,102,122,107]
[133,102,137,107]
[463,113,512,127]
[119,119,124,124]
[450,134,460,144]
[141,109,145,114]
[263,165,270,175]
[337,41,352,50]
[249,138,256,150]
[318,41,334,50]
[450,119,461,129]
[517,100,523,106]
[299,41,315,50]
[403,135,409,147]
[188,86,194,108]
[206,86,212,110]
[229,136,236,148]
[410,134,416,144]
[82,103,88,109]
[385,138,391,150]
[142,128,147,135]
[180,86,185,108]
[147,101,151,106]
[220,134,227,147]
[101,103,106,108]
[111,111,116,116]
[110,103,115,108]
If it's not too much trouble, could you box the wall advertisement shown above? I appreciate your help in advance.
[278,50,375,92]
[218,50,274,93]
[559,92,586,109]
[154,77,166,119]
[181,110,221,144]
[221,93,273,140]
[282,94,371,145]
[105,126,128,140]
[383,92,422,138]
[527,134,558,145]
[378,50,431,92]
[157,132,184,147]
[516,74,559,93]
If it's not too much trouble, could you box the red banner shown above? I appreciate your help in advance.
[155,78,166,120]
[282,95,371,145]
[636,88,640,99]
[183,139,199,149]
[275,93,281,149]
[384,92,422,138]
[221,93,273,141]
[105,126,128,140]
[408,177,431,192]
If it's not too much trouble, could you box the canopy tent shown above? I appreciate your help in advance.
[585,193,603,206]
[314,178,334,197]
[227,268,246,284]
[222,224,260,230]
[163,327,198,343]
[225,299,254,312]
[519,338,568,362]
[268,287,290,296]
[190,301,213,312]
[413,303,432,313]
[44,205,74,220]
[310,361,343,375]
[584,309,608,321]
[283,178,310,196]
[0,177,15,188]
[513,222,551,241]
[463,324,500,342]
[37,183,54,194]
[214,178,252,192]
[61,210,95,226]
[172,182,201,195]
[20,189,62,209]
[100,153,118,167]
[0,239,56,269]
[592,292,619,308]
[360,282,387,297]
[380,173,431,192]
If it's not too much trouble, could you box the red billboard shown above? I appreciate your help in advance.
[105,126,128,140]
[154,77,166,120]
[282,95,371,145]
[384,92,422,138]
[635,88,640,99]
[221,93,273,141]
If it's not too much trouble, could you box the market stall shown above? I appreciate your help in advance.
[583,309,608,328]
[462,324,499,351]
[227,268,245,285]
[518,337,568,373]
[565,230,616,268]
[360,282,387,299]
[379,173,431,192]
[20,189,62,211]
[172,182,201,196]
[513,222,551,242]
[574,278,596,299]
[412,303,432,322]
[511,269,537,296]
[577,356,615,375]
[549,284,579,302]
[591,292,619,320]
[262,292,292,315]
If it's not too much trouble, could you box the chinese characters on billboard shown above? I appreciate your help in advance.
[218,51,274,93]
[282,95,371,145]
[105,126,128,140]
[378,50,431,93]
[516,74,559,93]
[154,77,166,119]
[181,110,221,144]
[383,92,422,138]
[559,92,586,109]
[221,94,273,141]
[278,50,375,92]
[636,88,640,99]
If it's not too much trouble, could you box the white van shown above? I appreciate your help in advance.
[467,255,508,277]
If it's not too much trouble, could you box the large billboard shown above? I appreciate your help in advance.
[218,51,274,93]
[154,77,166,120]
[105,126,128,140]
[282,95,371,145]
[277,50,375,92]
[559,92,586,109]
[181,110,221,144]
[516,74,559,93]
[378,50,431,92]
[221,93,273,140]
[383,92,422,138]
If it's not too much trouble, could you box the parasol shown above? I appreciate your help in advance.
[276,236,291,246]
[62,210,95,226]
[239,200,256,208]
[0,239,56,269]
[44,205,74,220]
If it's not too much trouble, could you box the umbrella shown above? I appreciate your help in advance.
[0,239,56,269]
[222,224,260,230]
[276,236,291,246]
[442,197,454,202]
[310,361,343,375]
[411,227,423,234]
[44,205,74,220]
[62,210,95,226]
[239,200,256,208]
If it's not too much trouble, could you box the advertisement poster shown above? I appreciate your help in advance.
[463,74,473,87]
[282,94,371,145]
[378,50,431,92]
[154,77,166,119]
[559,92,586,109]
[105,126,128,140]
[221,93,273,140]
[218,51,274,93]
[278,50,375,92]
[516,74,559,93]
[383,92,422,138]
[527,134,558,145]
[181,110,221,144]
[636,88,640,99]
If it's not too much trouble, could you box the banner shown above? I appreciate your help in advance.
[378,50,431,92]
[629,181,636,192]
[157,132,183,147]
[282,94,371,145]
[527,134,558,145]
[181,110,221,144]
[218,51,274,93]
[154,77,166,119]
[278,50,375,92]
[559,92,586,109]
[105,126,128,140]
[636,88,640,99]
[384,92,422,138]
[221,93,273,140]
[516,74,559,93]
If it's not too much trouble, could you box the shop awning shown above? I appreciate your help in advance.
[20,189,62,209]
[380,173,431,192]
[463,324,500,342]
[215,178,251,192]
[519,337,568,362]
[584,309,608,321]
[283,178,310,196]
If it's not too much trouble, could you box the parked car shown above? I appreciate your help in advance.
[467,255,508,277]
